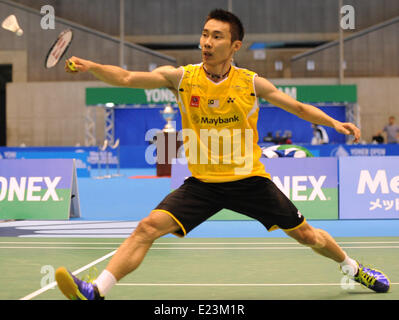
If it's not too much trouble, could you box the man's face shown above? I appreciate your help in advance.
[389,117,395,125]
[200,19,241,66]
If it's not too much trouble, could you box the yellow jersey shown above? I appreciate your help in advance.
[177,63,270,183]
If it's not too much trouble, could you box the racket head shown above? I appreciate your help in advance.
[45,29,73,69]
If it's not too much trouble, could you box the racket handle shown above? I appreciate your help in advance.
[67,60,77,71]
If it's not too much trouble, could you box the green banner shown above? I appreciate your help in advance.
[86,84,357,106]
[262,85,357,104]
[86,87,177,105]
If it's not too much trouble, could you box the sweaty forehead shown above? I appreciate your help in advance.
[203,19,231,36]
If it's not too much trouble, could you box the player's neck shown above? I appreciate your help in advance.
[203,62,232,82]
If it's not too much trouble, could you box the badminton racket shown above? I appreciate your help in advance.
[45,29,74,69]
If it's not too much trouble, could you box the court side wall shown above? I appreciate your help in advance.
[10,0,399,38]
[6,81,109,146]
[6,77,399,146]
[0,1,176,82]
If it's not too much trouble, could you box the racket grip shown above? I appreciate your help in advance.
[67,60,77,71]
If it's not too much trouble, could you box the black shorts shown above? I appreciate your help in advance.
[153,176,305,237]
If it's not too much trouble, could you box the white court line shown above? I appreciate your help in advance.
[1,246,119,250]
[19,235,131,238]
[116,282,399,287]
[15,223,138,230]
[3,246,399,250]
[0,241,125,245]
[26,229,134,234]
[2,241,399,245]
[0,221,136,227]
[19,250,116,300]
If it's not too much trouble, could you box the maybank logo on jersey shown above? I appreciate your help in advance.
[0,176,61,201]
[200,115,240,126]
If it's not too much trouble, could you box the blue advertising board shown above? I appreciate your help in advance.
[339,156,399,219]
[261,157,338,220]
[0,147,91,177]
[0,159,80,220]
[298,143,399,157]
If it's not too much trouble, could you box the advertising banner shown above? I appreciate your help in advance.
[261,157,338,220]
[0,147,91,177]
[0,159,80,220]
[171,157,338,220]
[339,156,399,219]
[86,85,357,106]
[299,143,399,158]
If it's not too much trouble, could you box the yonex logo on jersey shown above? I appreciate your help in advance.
[200,115,239,126]
[227,97,235,103]
[297,211,302,218]
[190,96,200,107]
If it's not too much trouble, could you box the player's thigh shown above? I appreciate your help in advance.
[224,176,303,231]
[154,177,223,237]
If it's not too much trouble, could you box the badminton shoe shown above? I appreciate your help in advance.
[353,262,390,293]
[55,267,104,300]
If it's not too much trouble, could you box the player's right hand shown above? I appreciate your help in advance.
[65,56,91,73]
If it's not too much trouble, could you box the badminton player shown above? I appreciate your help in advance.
[56,9,390,300]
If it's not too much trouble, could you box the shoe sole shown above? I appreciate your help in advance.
[55,267,87,300]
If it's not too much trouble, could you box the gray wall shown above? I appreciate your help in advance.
[3,0,399,80]
[9,0,399,36]
[6,81,109,146]
[0,0,176,82]
[291,17,399,77]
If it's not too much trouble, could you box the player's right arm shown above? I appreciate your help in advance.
[65,56,182,91]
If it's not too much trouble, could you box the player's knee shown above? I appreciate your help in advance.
[134,217,162,242]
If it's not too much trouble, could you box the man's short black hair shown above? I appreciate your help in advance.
[206,9,244,42]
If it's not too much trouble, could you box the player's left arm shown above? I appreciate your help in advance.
[254,76,360,143]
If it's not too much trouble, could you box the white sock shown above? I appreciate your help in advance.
[93,269,117,297]
[339,253,359,276]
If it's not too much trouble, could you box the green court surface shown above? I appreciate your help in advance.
[1,237,398,300]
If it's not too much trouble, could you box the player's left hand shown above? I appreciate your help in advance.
[334,122,360,143]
